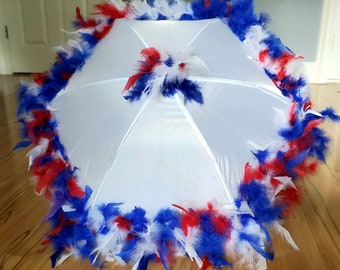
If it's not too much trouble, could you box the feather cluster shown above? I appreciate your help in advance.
[16,1,340,270]
[123,47,206,104]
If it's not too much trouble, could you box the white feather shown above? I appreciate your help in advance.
[91,223,128,263]
[271,221,299,250]
[174,227,202,268]
[61,205,76,212]
[273,176,296,198]
[305,109,323,118]
[56,252,72,267]
[244,25,269,60]
[27,138,49,167]
[226,216,269,270]
[147,47,207,98]
[129,223,159,267]
[87,207,105,232]
[284,56,304,79]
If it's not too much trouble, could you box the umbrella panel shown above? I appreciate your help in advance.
[65,19,279,92]
[53,81,289,214]
[52,18,290,213]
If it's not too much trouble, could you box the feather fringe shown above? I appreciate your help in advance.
[15,1,340,269]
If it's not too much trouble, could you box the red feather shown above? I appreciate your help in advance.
[181,209,200,236]
[275,186,302,217]
[32,156,68,198]
[93,23,114,41]
[93,3,128,19]
[303,100,312,111]
[27,110,54,145]
[212,214,230,235]
[67,177,85,198]
[33,71,50,86]
[139,47,161,73]
[123,47,161,92]
[114,216,131,230]
[75,7,97,29]
[259,49,269,63]
[270,177,282,189]
[201,256,212,270]
[288,102,297,126]
[302,119,323,137]
[243,162,265,183]
[61,72,72,81]
[123,73,142,92]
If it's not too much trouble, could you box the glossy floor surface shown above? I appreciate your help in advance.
[0,75,339,269]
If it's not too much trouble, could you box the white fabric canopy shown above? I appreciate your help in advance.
[52,18,289,214]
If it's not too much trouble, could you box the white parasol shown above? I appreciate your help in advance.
[16,1,339,269]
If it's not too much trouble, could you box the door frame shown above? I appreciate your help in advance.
[304,0,334,83]
[0,0,12,74]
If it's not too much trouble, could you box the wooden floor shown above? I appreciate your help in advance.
[0,74,339,270]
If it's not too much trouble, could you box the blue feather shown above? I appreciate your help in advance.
[238,214,274,259]
[164,57,174,67]
[146,0,155,7]
[98,203,122,235]
[154,208,180,229]
[239,181,282,223]
[321,107,340,121]
[239,231,274,260]
[179,13,194,20]
[80,32,99,48]
[50,248,64,268]
[191,0,229,19]
[136,14,153,20]
[17,91,45,116]
[38,155,54,166]
[154,209,180,269]
[137,255,153,270]
[285,149,310,175]
[251,149,269,164]
[307,127,329,162]
[124,207,148,233]
[157,13,167,20]
[178,79,203,104]
[226,0,261,41]
[262,34,286,58]
[13,141,31,150]
[195,211,231,268]
[124,73,153,102]
[118,236,140,262]
[51,136,68,161]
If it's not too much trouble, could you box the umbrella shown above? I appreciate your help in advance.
[16,0,339,269]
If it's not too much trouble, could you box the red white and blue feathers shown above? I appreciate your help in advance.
[16,0,340,270]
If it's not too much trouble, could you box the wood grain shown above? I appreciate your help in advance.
[0,75,339,270]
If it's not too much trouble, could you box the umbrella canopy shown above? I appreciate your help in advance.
[16,1,339,269]
[52,18,289,214]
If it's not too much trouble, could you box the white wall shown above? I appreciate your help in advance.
[255,0,339,83]
[255,0,323,61]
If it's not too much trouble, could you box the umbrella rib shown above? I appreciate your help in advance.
[191,76,287,101]
[91,96,153,206]
[128,22,149,48]
[74,78,128,89]
[186,19,214,48]
[174,95,234,203]
[61,100,126,158]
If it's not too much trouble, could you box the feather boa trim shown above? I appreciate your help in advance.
[16,0,340,269]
